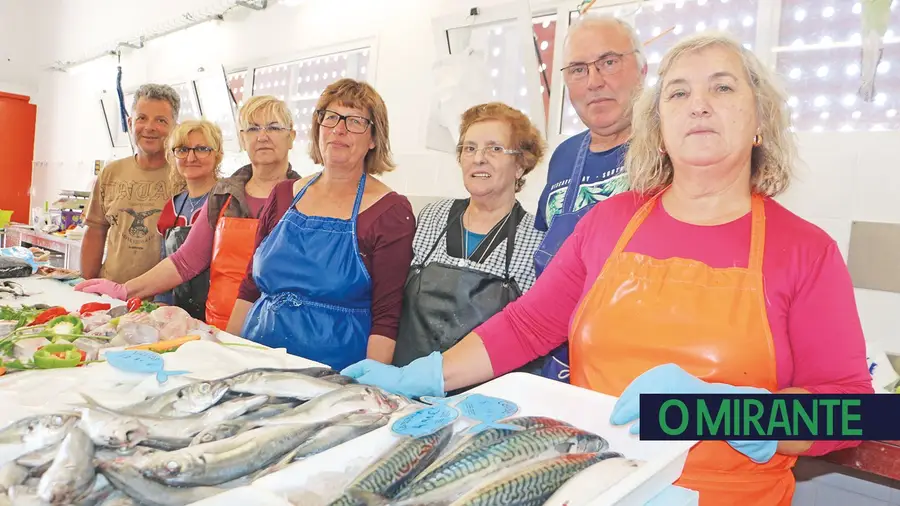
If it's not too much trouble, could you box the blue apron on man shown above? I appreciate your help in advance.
[533,132,628,382]
[242,173,371,371]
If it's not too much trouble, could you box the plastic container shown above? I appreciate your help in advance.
[0,210,12,229]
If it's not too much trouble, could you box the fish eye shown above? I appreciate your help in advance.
[199,384,210,393]
[165,461,180,474]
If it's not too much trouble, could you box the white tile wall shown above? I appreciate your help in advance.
[793,458,900,506]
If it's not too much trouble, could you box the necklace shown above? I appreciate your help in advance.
[459,209,512,267]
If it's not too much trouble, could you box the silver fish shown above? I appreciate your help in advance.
[411,416,572,489]
[223,368,343,400]
[81,394,268,450]
[14,443,61,476]
[139,422,329,486]
[74,406,148,450]
[257,385,404,428]
[189,400,301,446]
[328,426,454,506]
[96,458,223,506]
[111,380,230,417]
[74,474,114,506]
[0,414,78,450]
[37,428,95,505]
[252,412,390,482]
[396,425,607,500]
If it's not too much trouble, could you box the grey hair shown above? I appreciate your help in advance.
[132,84,181,121]
[564,13,647,70]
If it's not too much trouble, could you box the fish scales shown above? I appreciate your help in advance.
[400,426,606,499]
[453,452,623,506]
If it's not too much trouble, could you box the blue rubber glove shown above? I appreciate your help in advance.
[610,363,777,464]
[341,351,445,399]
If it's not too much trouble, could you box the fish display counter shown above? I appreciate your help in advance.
[0,276,700,505]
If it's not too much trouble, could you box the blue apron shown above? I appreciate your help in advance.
[533,132,592,383]
[241,173,372,371]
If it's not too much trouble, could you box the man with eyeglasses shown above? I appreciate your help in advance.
[533,14,647,382]
[81,83,181,283]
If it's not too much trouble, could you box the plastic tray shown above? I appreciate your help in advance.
[196,372,695,506]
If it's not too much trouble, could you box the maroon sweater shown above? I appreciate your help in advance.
[237,179,416,340]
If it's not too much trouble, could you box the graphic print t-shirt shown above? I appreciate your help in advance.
[84,156,173,283]
[535,130,630,232]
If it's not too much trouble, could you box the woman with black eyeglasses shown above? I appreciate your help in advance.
[226,79,415,370]
[77,97,301,328]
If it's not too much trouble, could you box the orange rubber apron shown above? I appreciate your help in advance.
[205,195,259,330]
[570,190,796,505]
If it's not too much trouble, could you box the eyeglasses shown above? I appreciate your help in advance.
[314,109,373,134]
[457,145,522,159]
[172,146,215,159]
[561,51,638,82]
[241,124,291,136]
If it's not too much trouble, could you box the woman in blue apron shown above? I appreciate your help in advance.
[234,79,416,370]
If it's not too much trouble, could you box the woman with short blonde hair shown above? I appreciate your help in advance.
[229,78,416,370]
[78,97,301,328]
[341,33,871,505]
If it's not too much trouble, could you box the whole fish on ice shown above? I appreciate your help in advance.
[396,425,608,500]
[0,414,78,451]
[96,458,224,506]
[138,422,330,486]
[37,428,95,505]
[103,380,230,417]
[328,426,454,506]
[256,385,406,428]
[222,368,343,400]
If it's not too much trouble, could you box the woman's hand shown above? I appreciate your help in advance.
[74,279,128,301]
[610,364,777,464]
[342,351,445,399]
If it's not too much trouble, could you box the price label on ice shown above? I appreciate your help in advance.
[391,405,459,438]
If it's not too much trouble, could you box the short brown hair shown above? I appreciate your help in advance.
[458,102,547,192]
[307,79,395,175]
[166,119,224,192]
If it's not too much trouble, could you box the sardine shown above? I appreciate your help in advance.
[396,425,607,500]
[139,422,329,486]
[74,406,148,450]
[291,412,389,461]
[257,385,404,428]
[0,414,78,451]
[543,457,644,506]
[80,394,268,450]
[37,428,95,505]
[328,426,454,506]
[222,368,343,400]
[411,416,572,487]
[96,458,223,506]
[112,380,230,417]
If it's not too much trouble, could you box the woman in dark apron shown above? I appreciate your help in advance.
[155,120,222,320]
[393,103,546,381]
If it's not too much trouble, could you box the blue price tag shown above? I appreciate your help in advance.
[105,350,190,383]
[391,405,459,438]
[457,394,518,422]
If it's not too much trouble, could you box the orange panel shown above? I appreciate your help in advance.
[0,92,36,225]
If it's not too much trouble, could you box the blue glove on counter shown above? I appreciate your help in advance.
[610,363,777,464]
[341,351,445,399]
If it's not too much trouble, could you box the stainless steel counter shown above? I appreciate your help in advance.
[2,225,82,270]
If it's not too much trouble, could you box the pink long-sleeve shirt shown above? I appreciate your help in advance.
[168,196,268,281]
[476,191,873,456]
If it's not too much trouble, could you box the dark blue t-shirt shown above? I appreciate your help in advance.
[535,130,630,232]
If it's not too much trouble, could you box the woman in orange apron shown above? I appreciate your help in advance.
[76,96,300,329]
[342,33,872,505]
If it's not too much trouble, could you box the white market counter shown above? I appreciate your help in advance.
[0,276,698,506]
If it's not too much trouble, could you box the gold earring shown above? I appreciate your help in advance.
[753,134,762,147]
